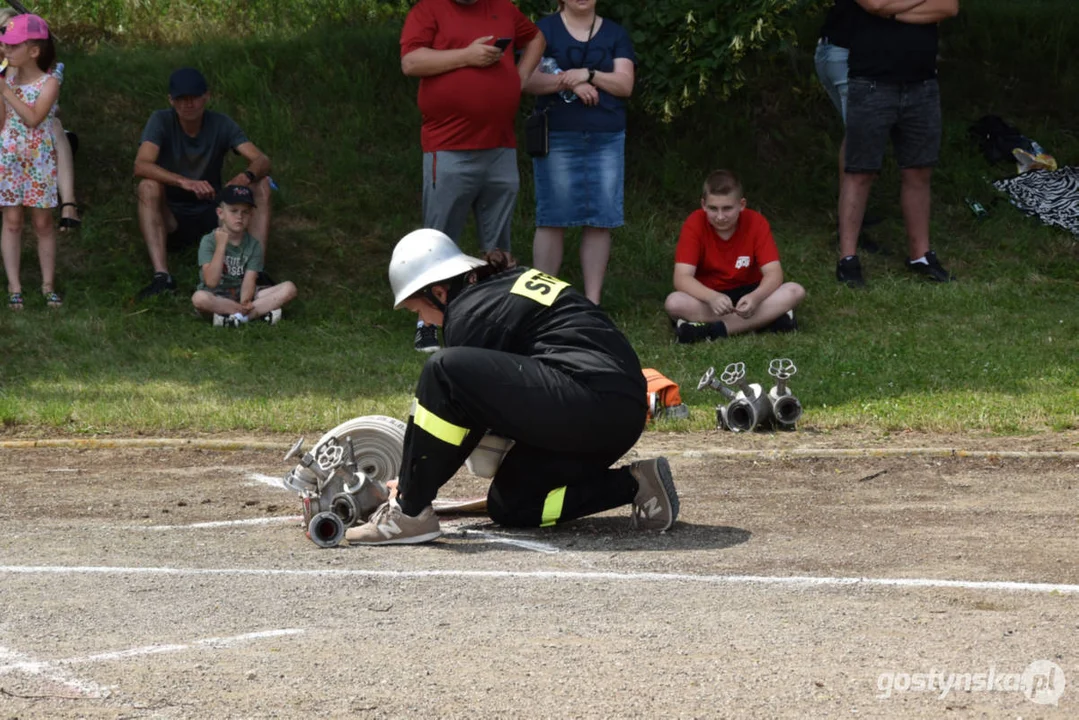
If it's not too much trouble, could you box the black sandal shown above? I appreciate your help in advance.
[59,202,81,231]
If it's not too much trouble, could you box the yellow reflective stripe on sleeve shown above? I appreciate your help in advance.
[413,402,468,446]
[509,269,570,307]
[539,486,567,527]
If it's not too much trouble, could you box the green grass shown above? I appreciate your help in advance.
[0,2,1077,437]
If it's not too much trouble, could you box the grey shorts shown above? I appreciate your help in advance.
[844,77,942,173]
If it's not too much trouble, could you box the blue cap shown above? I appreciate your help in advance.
[168,67,208,98]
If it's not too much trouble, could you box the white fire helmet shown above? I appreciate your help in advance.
[388,229,486,309]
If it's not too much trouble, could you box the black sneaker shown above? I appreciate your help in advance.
[836,255,865,288]
[414,324,439,353]
[675,319,726,344]
[907,250,955,282]
[769,310,798,333]
[138,272,176,299]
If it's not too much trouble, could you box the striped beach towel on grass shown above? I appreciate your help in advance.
[993,167,1079,237]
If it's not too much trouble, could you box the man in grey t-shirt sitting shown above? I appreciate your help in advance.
[134,67,274,299]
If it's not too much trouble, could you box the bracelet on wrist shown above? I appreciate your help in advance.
[243,170,257,183]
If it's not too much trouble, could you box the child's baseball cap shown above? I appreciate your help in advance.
[219,184,257,207]
[2,14,50,45]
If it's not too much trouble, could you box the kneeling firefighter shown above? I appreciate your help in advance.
[346,229,680,545]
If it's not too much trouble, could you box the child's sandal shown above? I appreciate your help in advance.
[42,290,63,308]
[8,292,24,310]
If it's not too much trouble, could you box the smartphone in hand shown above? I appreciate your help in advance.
[494,37,512,51]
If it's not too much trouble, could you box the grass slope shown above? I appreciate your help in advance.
[0,3,1076,436]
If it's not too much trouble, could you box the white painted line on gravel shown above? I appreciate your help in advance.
[458,529,560,554]
[4,437,1078,461]
[118,515,556,554]
[1,564,1075,594]
[245,472,288,489]
[0,630,303,697]
[677,448,1079,460]
[141,516,302,530]
[0,644,109,698]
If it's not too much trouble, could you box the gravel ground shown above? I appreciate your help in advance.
[0,431,1076,718]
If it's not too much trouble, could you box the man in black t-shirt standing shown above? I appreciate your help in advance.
[836,0,959,288]
[134,68,274,299]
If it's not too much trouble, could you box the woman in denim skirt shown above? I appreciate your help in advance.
[524,0,635,306]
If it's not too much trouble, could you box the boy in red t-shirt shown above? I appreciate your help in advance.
[665,170,806,343]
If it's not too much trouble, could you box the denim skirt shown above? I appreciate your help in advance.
[533,130,625,228]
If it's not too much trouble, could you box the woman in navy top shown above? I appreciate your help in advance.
[523,0,635,306]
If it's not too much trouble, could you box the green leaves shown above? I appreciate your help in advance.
[518,0,827,120]
[40,0,827,120]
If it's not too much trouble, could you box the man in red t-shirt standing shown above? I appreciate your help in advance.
[401,0,545,352]
[665,170,806,344]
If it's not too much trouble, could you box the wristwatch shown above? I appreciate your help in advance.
[243,170,257,183]
[587,68,596,85]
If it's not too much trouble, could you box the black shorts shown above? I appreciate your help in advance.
[167,204,218,251]
[845,77,942,172]
[719,283,760,305]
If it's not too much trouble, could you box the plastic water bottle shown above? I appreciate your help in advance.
[540,57,578,103]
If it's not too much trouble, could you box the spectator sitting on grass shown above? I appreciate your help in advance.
[191,185,295,327]
[664,170,805,344]
[135,67,273,299]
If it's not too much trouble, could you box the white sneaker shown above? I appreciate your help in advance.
[344,500,442,545]
[231,312,249,324]
[213,313,240,328]
[262,308,282,325]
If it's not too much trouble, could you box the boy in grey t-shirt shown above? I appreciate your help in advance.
[191,185,296,327]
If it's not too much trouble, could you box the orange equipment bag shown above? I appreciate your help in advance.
[643,368,687,421]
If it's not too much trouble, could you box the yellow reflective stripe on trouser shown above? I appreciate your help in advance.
[412,401,468,446]
[540,486,567,527]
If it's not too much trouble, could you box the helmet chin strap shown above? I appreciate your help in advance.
[420,287,447,313]
[420,274,469,313]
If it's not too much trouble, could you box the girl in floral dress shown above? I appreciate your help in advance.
[0,14,61,309]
